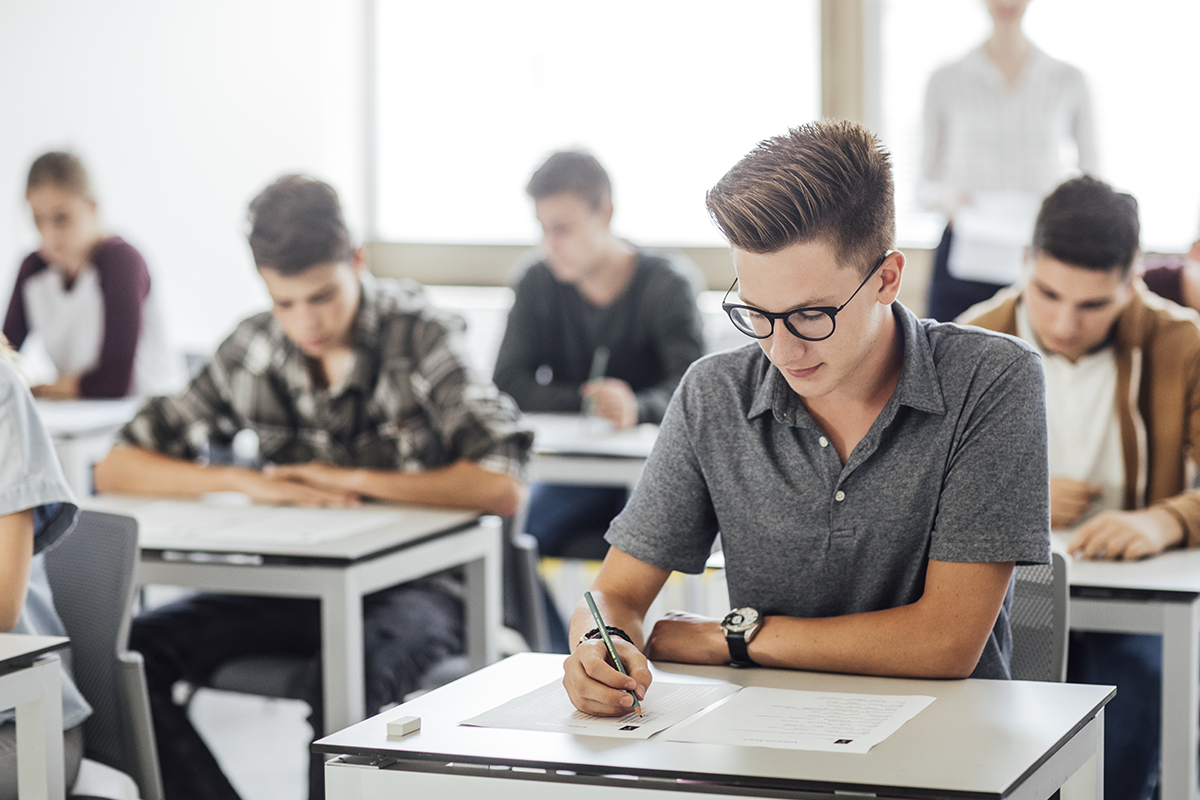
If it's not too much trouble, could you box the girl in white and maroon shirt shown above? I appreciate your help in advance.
[2,152,181,399]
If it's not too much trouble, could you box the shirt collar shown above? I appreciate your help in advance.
[747,303,946,426]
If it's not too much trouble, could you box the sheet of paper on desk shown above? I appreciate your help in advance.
[663,687,934,754]
[132,500,406,544]
[459,680,738,739]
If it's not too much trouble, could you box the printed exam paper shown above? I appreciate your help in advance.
[459,680,739,739]
[664,687,935,754]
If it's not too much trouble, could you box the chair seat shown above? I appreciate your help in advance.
[206,656,315,702]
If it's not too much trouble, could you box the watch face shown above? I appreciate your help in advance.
[722,607,759,633]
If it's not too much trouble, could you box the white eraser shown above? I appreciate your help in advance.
[387,715,421,737]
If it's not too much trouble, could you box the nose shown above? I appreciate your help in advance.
[1050,304,1080,340]
[765,325,810,364]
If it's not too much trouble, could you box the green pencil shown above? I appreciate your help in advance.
[583,591,642,716]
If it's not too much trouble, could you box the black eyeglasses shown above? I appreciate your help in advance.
[721,251,892,342]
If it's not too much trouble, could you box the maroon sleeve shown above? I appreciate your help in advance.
[2,252,50,349]
[1143,263,1186,308]
[77,238,151,398]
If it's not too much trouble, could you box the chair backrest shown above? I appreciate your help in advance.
[43,510,164,800]
[1009,550,1069,682]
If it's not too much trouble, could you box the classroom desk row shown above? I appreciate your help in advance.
[32,400,1200,798]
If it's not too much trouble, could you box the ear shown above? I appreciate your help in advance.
[599,199,614,228]
[876,251,905,304]
[351,245,368,275]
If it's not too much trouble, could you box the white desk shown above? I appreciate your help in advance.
[86,496,503,734]
[523,413,657,491]
[317,652,1112,800]
[36,398,141,497]
[0,634,69,800]
[1057,533,1200,799]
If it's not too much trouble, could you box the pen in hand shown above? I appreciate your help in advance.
[583,590,642,716]
[581,346,610,419]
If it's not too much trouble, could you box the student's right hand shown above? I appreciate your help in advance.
[1049,478,1103,529]
[235,469,361,508]
[562,637,651,717]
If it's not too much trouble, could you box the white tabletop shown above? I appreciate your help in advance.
[34,398,141,440]
[317,653,1112,796]
[84,495,481,561]
[524,413,658,459]
[0,635,69,672]
[1053,532,1200,595]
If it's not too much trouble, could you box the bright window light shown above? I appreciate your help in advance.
[374,0,820,246]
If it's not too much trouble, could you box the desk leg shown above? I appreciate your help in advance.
[321,571,365,734]
[14,655,65,800]
[463,520,502,671]
[1160,599,1200,800]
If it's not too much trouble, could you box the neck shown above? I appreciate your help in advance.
[985,27,1030,83]
[576,239,637,307]
[802,309,904,459]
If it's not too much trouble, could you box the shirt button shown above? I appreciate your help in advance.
[835,490,846,502]
[819,436,829,448]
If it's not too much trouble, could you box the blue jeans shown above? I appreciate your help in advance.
[525,483,628,557]
[1066,631,1162,800]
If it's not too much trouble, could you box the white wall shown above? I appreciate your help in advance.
[0,0,364,354]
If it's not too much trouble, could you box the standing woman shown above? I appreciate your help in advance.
[921,0,1098,321]
[0,337,90,797]
[3,152,181,398]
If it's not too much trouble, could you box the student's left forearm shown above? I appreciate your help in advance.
[274,460,526,517]
[647,560,1014,679]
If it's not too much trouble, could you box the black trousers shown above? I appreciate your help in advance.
[130,583,463,800]
[925,224,1008,323]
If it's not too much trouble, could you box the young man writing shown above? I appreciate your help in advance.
[965,175,1200,800]
[94,175,531,800]
[493,151,705,560]
[563,119,1051,717]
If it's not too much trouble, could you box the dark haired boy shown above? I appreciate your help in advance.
[563,119,1050,715]
[493,151,705,560]
[966,175,1200,800]
[95,175,531,800]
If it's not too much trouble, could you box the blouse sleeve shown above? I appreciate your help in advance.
[78,239,151,398]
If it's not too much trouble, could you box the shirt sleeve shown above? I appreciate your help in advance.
[928,345,1051,565]
[605,362,720,574]
[117,330,246,461]
[0,359,79,554]
[77,240,151,398]
[632,264,706,424]
[2,253,48,350]
[491,265,586,413]
[412,310,533,477]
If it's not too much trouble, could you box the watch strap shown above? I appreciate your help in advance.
[725,629,757,667]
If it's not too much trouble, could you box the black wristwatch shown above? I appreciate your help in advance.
[721,607,761,667]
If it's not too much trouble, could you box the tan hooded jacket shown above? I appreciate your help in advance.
[964,285,1200,546]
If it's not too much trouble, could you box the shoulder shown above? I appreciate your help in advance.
[635,249,705,297]
[212,310,282,375]
[15,251,50,282]
[920,316,1043,392]
[92,237,148,272]
[676,344,767,409]
[0,358,23,405]
[1130,288,1200,353]
[510,259,557,291]
[958,288,1021,334]
[927,47,980,87]
[1033,47,1089,86]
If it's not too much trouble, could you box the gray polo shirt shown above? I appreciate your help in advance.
[606,303,1050,680]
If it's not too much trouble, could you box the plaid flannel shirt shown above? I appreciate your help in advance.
[120,275,532,478]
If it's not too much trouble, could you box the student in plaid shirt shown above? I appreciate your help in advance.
[95,175,531,800]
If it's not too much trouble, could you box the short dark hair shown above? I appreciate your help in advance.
[705,119,894,275]
[247,175,351,274]
[27,151,93,200]
[1032,176,1140,275]
[526,151,612,210]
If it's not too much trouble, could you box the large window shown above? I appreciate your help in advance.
[374,0,820,246]
[879,0,1200,252]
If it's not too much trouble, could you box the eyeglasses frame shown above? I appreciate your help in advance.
[720,250,894,342]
